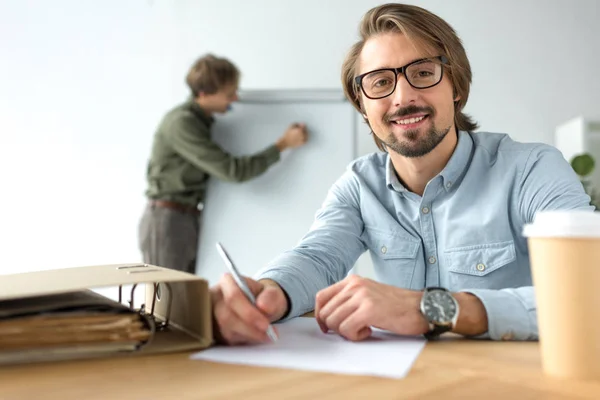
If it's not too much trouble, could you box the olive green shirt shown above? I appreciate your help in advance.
[145,100,281,206]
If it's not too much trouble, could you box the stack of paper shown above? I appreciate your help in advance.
[0,290,153,364]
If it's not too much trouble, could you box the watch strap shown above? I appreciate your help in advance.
[424,286,448,293]
[423,323,452,340]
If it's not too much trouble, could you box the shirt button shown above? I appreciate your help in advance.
[446,181,452,189]
[428,256,437,264]
[381,246,387,254]
[476,263,486,271]
[421,206,430,214]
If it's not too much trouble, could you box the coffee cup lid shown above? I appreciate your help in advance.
[523,210,600,238]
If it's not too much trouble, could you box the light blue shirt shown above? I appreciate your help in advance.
[256,131,593,340]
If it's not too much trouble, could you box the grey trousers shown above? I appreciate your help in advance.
[138,203,200,274]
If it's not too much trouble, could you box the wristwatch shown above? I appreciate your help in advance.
[420,287,460,340]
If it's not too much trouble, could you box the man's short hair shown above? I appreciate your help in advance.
[186,54,240,96]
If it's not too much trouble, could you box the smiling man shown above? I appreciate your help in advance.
[209,4,593,344]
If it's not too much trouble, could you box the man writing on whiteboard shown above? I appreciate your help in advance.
[209,4,593,343]
[139,54,308,274]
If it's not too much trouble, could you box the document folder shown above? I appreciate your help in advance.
[0,263,213,365]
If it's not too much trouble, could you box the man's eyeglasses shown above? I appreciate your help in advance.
[354,56,448,100]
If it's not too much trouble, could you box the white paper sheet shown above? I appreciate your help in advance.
[191,317,426,379]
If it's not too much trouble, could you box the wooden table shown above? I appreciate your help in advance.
[1,335,599,400]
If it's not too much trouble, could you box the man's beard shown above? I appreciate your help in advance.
[382,105,450,158]
[385,124,450,158]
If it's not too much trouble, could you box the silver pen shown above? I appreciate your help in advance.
[215,242,278,342]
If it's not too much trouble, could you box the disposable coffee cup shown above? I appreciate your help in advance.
[523,210,600,380]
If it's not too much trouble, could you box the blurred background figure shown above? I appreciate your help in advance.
[138,54,308,273]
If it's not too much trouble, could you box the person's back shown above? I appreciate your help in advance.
[145,101,214,207]
[139,54,308,274]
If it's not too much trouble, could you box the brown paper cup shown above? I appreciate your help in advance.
[524,210,600,380]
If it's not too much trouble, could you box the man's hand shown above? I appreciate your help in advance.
[314,275,429,341]
[276,123,308,151]
[210,275,288,345]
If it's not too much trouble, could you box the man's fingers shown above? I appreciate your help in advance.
[315,280,350,330]
[323,299,359,333]
[214,300,270,344]
[319,283,357,317]
[354,326,372,342]
[316,279,357,316]
[220,274,271,332]
[317,318,328,333]
[255,286,283,320]
[243,276,265,296]
[315,280,346,311]
[338,306,372,342]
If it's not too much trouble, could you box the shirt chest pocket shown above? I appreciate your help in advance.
[444,240,517,291]
[364,228,420,286]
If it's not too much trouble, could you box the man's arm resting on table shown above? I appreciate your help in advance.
[459,287,537,340]
[262,278,536,340]
[262,277,489,336]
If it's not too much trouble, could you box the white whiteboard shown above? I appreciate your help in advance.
[195,90,357,284]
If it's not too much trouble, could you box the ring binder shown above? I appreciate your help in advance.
[129,283,138,309]
[0,263,213,365]
[116,281,173,330]
[149,283,173,331]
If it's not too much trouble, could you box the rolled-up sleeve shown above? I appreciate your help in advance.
[463,287,537,340]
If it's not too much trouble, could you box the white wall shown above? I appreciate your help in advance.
[0,0,179,274]
[1,0,599,277]
[197,91,356,284]
[173,0,600,146]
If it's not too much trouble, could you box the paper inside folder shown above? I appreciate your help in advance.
[0,290,154,364]
[0,263,213,365]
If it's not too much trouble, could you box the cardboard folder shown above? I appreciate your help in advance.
[0,263,213,365]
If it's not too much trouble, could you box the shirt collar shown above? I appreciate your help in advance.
[439,130,473,192]
[386,156,407,192]
[385,130,474,193]
[188,98,215,127]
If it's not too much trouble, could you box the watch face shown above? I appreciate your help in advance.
[422,290,457,324]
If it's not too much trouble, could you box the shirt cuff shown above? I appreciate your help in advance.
[264,144,281,164]
[254,269,314,322]
[460,288,537,341]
